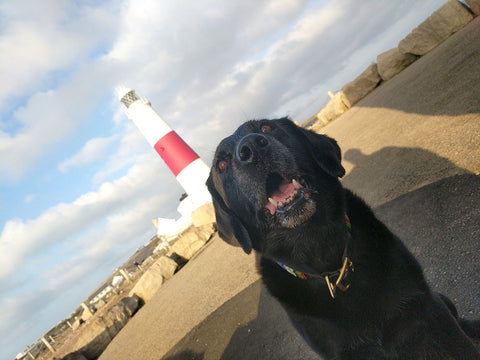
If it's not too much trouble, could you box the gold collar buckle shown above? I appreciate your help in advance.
[325,257,354,299]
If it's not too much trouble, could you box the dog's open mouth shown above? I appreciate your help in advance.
[264,173,315,227]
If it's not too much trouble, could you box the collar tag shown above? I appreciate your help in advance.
[277,262,308,280]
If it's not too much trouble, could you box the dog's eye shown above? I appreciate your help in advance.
[217,160,228,172]
[260,124,271,133]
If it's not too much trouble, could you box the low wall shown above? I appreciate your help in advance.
[304,0,478,131]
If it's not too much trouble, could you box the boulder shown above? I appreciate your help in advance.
[466,0,480,15]
[75,327,111,360]
[99,303,131,339]
[95,299,107,310]
[194,223,216,242]
[61,352,88,360]
[169,252,189,271]
[398,0,473,55]
[67,296,139,359]
[128,264,165,303]
[127,256,179,302]
[153,256,178,280]
[81,310,93,322]
[308,91,349,132]
[341,63,382,107]
[376,48,417,81]
[71,318,84,331]
[169,224,215,260]
[118,294,140,317]
[191,202,216,227]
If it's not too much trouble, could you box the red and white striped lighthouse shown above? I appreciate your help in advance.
[116,87,211,207]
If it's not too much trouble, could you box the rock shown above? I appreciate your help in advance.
[194,223,216,242]
[118,294,140,317]
[80,303,94,322]
[308,91,349,132]
[129,264,165,303]
[169,252,189,271]
[376,48,417,81]
[191,202,216,227]
[341,63,382,107]
[100,303,130,338]
[466,0,480,15]
[67,296,138,359]
[71,318,84,331]
[153,256,178,280]
[75,327,112,360]
[95,299,107,310]
[169,224,215,260]
[398,0,473,55]
[127,256,179,303]
[81,310,93,322]
[61,351,88,360]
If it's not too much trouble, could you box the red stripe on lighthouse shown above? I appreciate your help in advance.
[154,131,200,176]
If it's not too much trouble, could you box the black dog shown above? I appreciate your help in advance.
[207,118,480,359]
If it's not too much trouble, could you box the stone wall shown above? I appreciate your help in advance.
[306,0,476,132]
[59,296,140,360]
[127,222,216,304]
[58,222,216,359]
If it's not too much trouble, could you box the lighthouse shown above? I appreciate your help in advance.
[116,87,211,208]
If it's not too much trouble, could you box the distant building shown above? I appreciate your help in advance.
[111,275,125,288]
[90,284,115,304]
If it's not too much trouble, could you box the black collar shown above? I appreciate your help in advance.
[276,214,354,299]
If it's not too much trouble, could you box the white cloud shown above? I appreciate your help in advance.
[0,1,120,109]
[0,60,117,182]
[44,256,100,292]
[58,136,117,173]
[91,123,153,184]
[0,289,56,340]
[0,155,181,282]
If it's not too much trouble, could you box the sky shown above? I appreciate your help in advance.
[0,0,447,358]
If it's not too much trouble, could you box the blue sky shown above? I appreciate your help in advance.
[0,0,446,358]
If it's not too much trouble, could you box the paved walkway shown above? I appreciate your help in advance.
[99,17,480,360]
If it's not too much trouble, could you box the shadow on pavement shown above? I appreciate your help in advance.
[342,146,471,207]
[374,173,480,319]
[163,280,320,360]
[163,350,205,360]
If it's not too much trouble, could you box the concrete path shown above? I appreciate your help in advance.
[100,17,480,360]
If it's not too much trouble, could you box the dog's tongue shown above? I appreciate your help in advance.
[266,181,296,215]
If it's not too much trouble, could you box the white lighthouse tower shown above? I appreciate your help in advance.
[116,87,211,209]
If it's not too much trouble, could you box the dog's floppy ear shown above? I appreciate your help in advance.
[298,126,345,178]
[206,174,253,254]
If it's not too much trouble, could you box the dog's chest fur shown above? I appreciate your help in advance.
[257,189,448,358]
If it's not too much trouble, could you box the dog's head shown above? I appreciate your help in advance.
[207,118,345,255]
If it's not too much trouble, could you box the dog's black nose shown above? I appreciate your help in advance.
[235,133,269,164]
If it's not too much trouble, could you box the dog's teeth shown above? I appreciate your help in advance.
[268,198,278,207]
[278,201,283,208]
[292,179,301,189]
